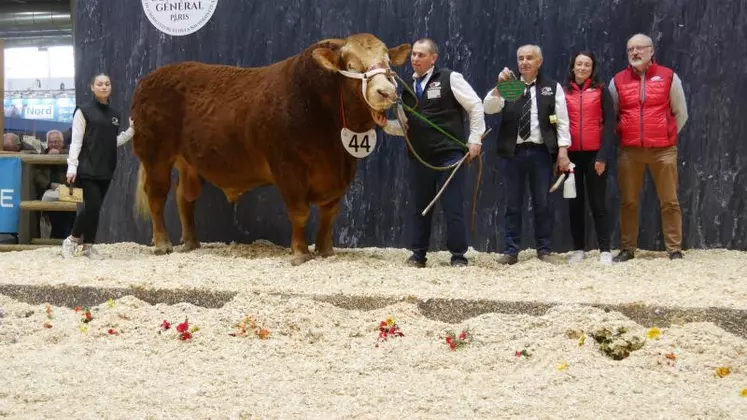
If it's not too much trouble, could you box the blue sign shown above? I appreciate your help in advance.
[3,97,76,123]
[0,158,22,233]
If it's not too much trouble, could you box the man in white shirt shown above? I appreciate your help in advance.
[483,44,571,264]
[376,38,486,267]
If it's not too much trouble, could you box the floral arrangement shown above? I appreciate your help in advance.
[75,306,93,324]
[375,317,404,347]
[444,328,472,351]
[43,304,53,329]
[229,315,270,339]
[160,318,199,341]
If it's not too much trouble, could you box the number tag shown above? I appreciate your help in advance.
[340,127,377,158]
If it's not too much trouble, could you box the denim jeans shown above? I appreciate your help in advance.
[501,143,554,256]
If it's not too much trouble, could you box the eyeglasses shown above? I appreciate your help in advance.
[627,45,652,53]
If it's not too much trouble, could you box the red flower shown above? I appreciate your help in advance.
[176,320,189,333]
[446,337,453,344]
[108,328,119,336]
[449,342,457,351]
[458,331,467,340]
[74,306,82,313]
[179,331,192,341]
[161,320,171,330]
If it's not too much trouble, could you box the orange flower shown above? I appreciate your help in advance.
[715,367,731,378]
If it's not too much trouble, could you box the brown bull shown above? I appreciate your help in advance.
[131,33,410,265]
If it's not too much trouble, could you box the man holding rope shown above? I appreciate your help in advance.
[484,44,571,265]
[375,37,486,268]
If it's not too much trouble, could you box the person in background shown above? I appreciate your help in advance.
[609,33,688,262]
[33,130,75,239]
[563,51,616,265]
[483,44,571,265]
[2,133,21,152]
[61,73,134,259]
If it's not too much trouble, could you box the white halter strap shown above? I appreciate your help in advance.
[337,65,397,109]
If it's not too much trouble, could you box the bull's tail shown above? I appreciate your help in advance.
[135,163,152,221]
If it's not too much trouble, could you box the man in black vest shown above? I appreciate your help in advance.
[483,44,572,265]
[377,38,486,267]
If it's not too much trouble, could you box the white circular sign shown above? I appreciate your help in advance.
[141,0,219,37]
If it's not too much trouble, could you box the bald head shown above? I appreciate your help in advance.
[3,133,21,152]
[626,33,655,72]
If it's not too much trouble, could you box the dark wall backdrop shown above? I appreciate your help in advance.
[73,0,747,252]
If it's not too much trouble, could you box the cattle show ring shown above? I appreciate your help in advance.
[1,1,746,418]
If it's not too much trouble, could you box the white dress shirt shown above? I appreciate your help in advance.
[483,78,571,148]
[382,66,486,145]
[67,108,135,177]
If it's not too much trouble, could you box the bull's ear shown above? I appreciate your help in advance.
[388,44,411,67]
[312,47,340,72]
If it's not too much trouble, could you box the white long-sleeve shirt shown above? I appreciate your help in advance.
[483,79,571,148]
[66,109,134,177]
[381,67,486,145]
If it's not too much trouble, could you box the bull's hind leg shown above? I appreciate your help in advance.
[175,157,202,251]
[145,162,174,255]
[315,198,341,258]
[287,202,313,266]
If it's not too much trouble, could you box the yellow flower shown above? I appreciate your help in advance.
[556,361,569,371]
[715,367,731,378]
[107,298,115,309]
[647,327,662,339]
[740,388,747,397]
[578,334,586,346]
[385,318,395,327]
[79,325,88,334]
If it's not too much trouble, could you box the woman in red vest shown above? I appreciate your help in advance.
[563,51,616,264]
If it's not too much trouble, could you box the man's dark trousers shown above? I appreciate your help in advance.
[501,143,554,256]
[409,151,468,264]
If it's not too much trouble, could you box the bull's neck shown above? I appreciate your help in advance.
[337,81,376,133]
[289,54,375,134]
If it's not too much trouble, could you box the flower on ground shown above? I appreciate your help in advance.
[375,317,404,347]
[646,327,662,340]
[444,328,473,351]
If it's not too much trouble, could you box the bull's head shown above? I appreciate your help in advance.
[312,33,410,121]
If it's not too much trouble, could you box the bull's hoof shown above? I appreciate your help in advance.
[317,247,334,258]
[153,243,173,255]
[179,240,201,252]
[290,253,313,266]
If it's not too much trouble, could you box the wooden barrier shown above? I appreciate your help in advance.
[0,153,75,252]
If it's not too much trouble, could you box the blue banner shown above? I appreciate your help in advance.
[3,97,76,123]
[0,158,22,234]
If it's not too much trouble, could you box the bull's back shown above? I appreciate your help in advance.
[131,61,290,189]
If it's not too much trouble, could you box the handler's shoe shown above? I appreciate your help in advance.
[82,245,105,260]
[568,250,585,263]
[61,236,77,259]
[599,252,613,265]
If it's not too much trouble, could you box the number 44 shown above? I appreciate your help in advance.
[348,134,371,153]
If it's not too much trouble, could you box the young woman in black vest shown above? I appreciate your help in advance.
[563,51,616,264]
[61,73,134,259]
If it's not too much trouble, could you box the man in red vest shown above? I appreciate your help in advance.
[609,33,688,262]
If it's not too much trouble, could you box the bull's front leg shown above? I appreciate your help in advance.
[315,198,341,258]
[288,202,312,266]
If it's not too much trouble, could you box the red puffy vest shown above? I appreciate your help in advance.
[565,79,603,152]
[613,62,678,148]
